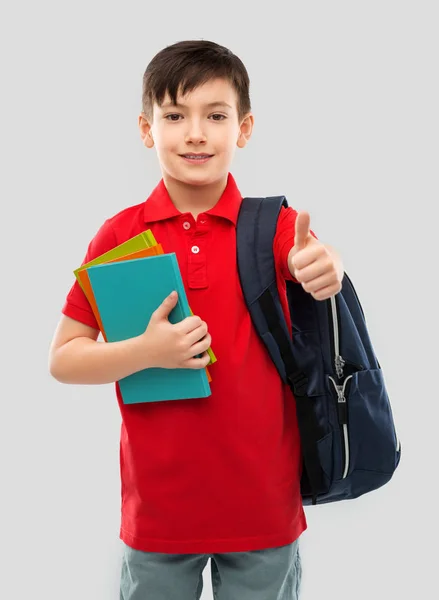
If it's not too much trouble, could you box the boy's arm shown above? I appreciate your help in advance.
[48,315,150,385]
[49,298,212,385]
[50,220,150,384]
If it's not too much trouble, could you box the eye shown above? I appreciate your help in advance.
[164,113,226,122]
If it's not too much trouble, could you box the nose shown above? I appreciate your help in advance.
[184,119,207,145]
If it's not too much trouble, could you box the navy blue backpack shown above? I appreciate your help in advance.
[236,196,401,505]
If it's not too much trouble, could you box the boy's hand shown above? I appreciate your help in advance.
[288,212,344,301]
[139,291,212,370]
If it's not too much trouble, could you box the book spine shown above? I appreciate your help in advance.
[170,253,210,395]
[169,253,191,318]
[142,229,157,247]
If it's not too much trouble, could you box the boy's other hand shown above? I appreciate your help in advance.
[288,211,344,301]
[138,291,212,370]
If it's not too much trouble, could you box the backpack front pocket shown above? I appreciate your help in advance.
[330,368,399,476]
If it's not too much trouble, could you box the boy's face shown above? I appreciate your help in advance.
[139,77,253,187]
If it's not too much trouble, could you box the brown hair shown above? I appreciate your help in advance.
[142,40,251,122]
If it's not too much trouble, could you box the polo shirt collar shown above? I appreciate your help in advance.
[143,172,242,226]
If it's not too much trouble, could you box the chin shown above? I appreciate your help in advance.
[169,169,226,187]
[183,176,215,187]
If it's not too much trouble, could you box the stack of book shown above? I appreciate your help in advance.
[74,229,216,405]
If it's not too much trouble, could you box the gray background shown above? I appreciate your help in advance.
[1,1,438,598]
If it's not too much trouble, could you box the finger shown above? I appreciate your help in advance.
[291,241,322,272]
[185,322,209,346]
[152,291,179,321]
[301,272,336,294]
[312,283,341,301]
[295,253,333,283]
[294,211,311,251]
[176,315,203,334]
[183,351,211,370]
[186,333,212,359]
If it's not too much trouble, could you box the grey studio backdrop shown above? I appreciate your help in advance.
[1,1,437,599]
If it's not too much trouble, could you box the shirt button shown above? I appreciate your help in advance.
[183,221,191,230]
[191,246,200,254]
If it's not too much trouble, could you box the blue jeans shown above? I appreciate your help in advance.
[120,538,302,600]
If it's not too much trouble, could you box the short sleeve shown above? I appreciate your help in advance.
[61,219,117,329]
[273,206,318,281]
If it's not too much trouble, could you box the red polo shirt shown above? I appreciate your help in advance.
[62,173,309,554]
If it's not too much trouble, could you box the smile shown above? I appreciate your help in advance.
[180,154,213,164]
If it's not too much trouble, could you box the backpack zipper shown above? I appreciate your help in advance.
[330,296,346,379]
[329,296,401,455]
[328,375,353,478]
[329,296,350,477]
[330,296,366,377]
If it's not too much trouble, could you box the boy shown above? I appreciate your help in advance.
[49,40,343,600]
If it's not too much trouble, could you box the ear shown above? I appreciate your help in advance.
[237,113,254,148]
[138,112,154,148]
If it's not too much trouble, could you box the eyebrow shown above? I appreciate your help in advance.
[160,101,233,110]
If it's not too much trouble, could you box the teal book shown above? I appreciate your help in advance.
[86,253,211,404]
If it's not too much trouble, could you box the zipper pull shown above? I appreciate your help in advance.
[335,355,345,379]
[329,375,352,425]
[335,385,348,424]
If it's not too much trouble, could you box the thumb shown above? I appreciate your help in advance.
[294,211,311,251]
[153,291,178,321]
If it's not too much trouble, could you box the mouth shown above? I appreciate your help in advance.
[179,153,214,164]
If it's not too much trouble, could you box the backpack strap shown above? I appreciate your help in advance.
[236,196,293,384]
[237,196,325,505]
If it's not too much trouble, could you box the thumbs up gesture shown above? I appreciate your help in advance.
[288,211,344,301]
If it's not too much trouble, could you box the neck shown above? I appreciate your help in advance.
[162,173,229,219]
